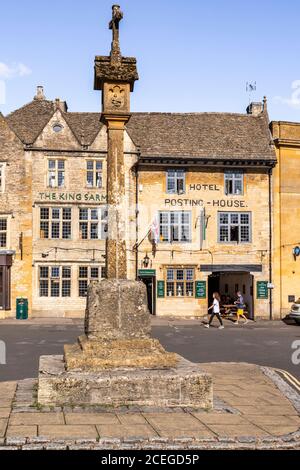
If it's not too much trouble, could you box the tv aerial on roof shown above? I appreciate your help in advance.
[246,81,257,103]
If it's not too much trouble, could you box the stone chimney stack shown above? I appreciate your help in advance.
[54,98,68,113]
[246,100,264,116]
[34,86,46,101]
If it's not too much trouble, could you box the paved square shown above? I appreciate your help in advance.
[0,362,298,449]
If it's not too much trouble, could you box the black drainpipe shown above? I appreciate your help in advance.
[268,167,273,320]
[135,164,139,280]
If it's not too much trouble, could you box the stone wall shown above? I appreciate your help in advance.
[271,121,300,318]
[0,115,33,318]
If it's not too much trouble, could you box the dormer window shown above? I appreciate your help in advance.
[166,169,185,194]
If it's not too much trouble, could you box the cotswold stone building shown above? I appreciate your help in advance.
[0,88,276,319]
[271,121,300,318]
[0,12,277,319]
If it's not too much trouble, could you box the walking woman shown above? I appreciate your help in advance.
[205,292,224,329]
[234,291,248,325]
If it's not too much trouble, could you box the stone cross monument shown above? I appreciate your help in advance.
[37,6,213,409]
[94,4,139,279]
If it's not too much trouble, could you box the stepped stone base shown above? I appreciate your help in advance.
[38,355,213,409]
[64,336,178,371]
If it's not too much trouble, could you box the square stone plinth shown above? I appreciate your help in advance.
[38,355,213,410]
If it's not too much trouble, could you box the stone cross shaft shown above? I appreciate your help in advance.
[109,4,123,60]
[106,116,129,280]
[94,5,138,280]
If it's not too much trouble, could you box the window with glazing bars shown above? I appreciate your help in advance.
[79,208,107,240]
[0,218,7,247]
[39,266,71,297]
[159,211,191,243]
[78,266,106,297]
[48,160,65,188]
[86,160,103,188]
[40,207,72,239]
[166,268,195,297]
[166,170,185,194]
[224,171,244,195]
[218,212,251,243]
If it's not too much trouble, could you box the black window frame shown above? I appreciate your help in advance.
[218,212,252,244]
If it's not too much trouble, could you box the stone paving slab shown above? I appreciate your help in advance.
[246,415,300,426]
[156,429,215,439]
[96,424,158,439]
[39,425,98,439]
[9,412,65,426]
[206,424,270,438]
[143,412,204,430]
[65,413,119,425]
[117,413,148,425]
[0,409,11,419]
[0,419,8,438]
[6,426,37,438]
[234,405,298,416]
[261,426,299,437]
[192,412,250,426]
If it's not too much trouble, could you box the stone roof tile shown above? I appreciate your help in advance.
[5,101,276,161]
[126,112,275,160]
[6,100,55,145]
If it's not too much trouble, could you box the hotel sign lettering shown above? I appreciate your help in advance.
[165,199,247,208]
[165,183,247,207]
[189,184,220,191]
[38,192,107,203]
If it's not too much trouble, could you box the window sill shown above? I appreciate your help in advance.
[218,242,252,245]
[159,241,192,244]
[164,296,196,300]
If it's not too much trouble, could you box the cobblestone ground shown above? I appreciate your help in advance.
[0,363,299,450]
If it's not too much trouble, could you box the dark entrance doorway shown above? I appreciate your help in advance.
[0,254,12,310]
[138,270,156,315]
[208,273,220,306]
[208,271,254,319]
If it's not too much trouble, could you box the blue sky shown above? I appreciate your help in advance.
[0,0,300,121]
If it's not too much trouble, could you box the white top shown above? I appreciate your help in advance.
[213,298,220,313]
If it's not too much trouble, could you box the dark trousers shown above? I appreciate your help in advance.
[209,312,223,326]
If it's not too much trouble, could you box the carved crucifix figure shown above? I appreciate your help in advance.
[109,4,123,61]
